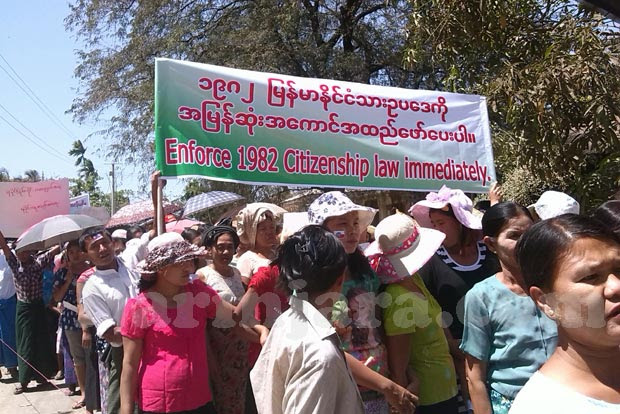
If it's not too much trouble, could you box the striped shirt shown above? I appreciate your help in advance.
[7,250,55,303]
[435,241,500,290]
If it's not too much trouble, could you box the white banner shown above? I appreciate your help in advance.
[70,193,91,212]
[156,58,496,192]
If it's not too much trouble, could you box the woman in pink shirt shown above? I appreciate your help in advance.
[120,234,267,414]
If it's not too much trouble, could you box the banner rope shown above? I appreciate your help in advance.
[0,336,80,401]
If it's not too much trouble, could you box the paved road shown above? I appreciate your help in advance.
[0,368,83,414]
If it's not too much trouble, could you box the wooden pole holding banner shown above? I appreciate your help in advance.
[157,178,164,235]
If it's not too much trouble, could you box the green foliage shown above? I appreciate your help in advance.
[23,170,41,182]
[65,0,620,210]
[0,168,43,182]
[405,0,620,211]
[0,168,9,181]
[65,0,414,171]
[68,139,131,212]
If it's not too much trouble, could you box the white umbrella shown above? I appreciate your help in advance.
[183,191,245,217]
[16,214,105,252]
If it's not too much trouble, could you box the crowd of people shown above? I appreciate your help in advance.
[0,175,619,414]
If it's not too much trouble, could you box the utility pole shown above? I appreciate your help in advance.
[109,162,116,215]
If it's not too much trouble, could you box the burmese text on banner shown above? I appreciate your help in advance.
[154,58,496,192]
[0,179,70,238]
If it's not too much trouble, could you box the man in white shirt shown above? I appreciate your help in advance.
[80,228,139,414]
[251,293,366,414]
[120,231,152,273]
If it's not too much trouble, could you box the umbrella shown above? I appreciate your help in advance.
[166,219,203,234]
[16,214,105,252]
[71,206,111,224]
[183,191,244,217]
[107,200,181,228]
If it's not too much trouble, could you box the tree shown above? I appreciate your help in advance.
[68,140,87,167]
[65,0,414,172]
[67,139,128,211]
[0,168,10,182]
[66,0,620,210]
[23,170,41,182]
[404,0,620,209]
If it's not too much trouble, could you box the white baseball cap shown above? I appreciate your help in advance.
[528,191,580,220]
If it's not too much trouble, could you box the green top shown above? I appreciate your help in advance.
[383,273,457,406]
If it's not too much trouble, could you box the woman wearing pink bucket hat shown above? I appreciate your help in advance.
[410,186,500,411]
[366,213,458,414]
[409,186,500,335]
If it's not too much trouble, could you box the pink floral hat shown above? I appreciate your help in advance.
[138,234,207,276]
[409,185,481,230]
[365,213,445,284]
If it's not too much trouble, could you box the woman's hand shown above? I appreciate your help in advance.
[383,380,418,414]
[405,376,420,398]
[489,182,503,206]
[255,324,270,346]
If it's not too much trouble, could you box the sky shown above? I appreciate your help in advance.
[0,0,184,201]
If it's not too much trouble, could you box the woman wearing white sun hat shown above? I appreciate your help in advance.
[307,191,390,414]
[367,213,458,414]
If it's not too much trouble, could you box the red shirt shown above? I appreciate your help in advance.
[248,265,289,326]
[121,280,221,412]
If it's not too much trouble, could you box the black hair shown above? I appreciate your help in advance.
[516,214,619,290]
[592,200,620,238]
[78,227,110,252]
[347,249,374,280]
[276,225,347,296]
[181,228,202,243]
[429,203,457,220]
[474,200,491,214]
[482,202,532,238]
[203,225,240,248]
[138,278,157,292]
[127,225,144,240]
[216,217,233,227]
[65,239,80,251]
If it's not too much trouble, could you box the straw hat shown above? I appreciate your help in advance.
[365,213,445,284]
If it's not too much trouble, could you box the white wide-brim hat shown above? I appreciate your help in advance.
[365,213,445,284]
[307,191,377,230]
[409,185,481,230]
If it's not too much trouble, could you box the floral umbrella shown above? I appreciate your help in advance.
[107,200,181,228]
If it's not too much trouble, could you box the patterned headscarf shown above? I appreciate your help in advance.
[236,205,275,249]
[137,240,206,277]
